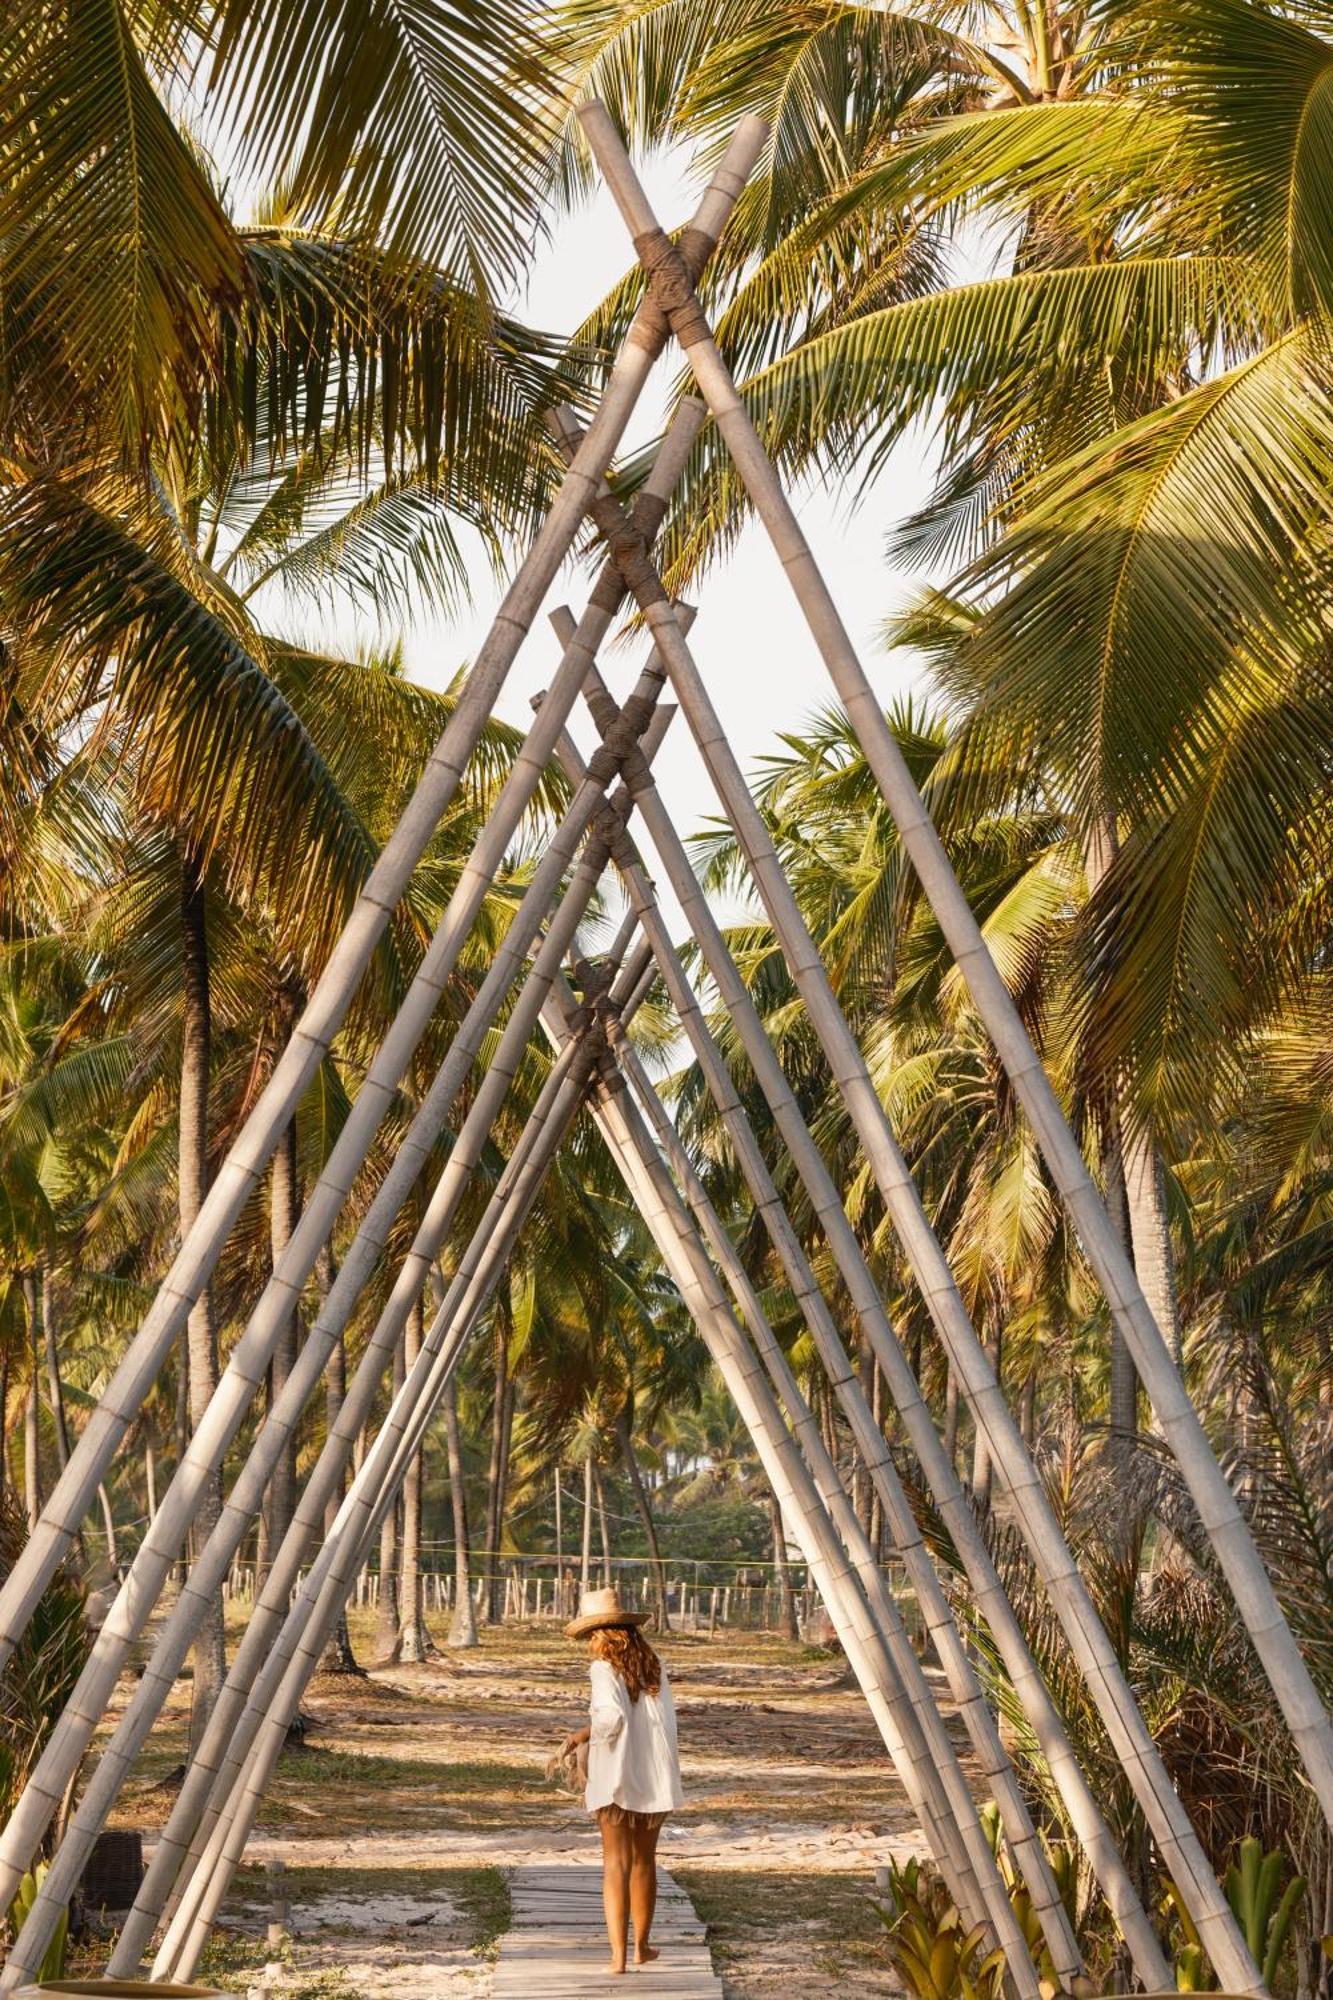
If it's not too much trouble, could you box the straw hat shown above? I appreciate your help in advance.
[564,1586,648,1639]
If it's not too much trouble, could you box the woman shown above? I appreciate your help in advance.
[562,1586,684,1975]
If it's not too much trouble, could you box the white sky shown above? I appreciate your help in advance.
[385,148,945,932]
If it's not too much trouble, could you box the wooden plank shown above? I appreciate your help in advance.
[495,1863,723,1997]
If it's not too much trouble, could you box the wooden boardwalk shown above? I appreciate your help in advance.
[492,1862,723,1997]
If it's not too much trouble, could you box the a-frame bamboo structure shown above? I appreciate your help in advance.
[3,105,1331,1997]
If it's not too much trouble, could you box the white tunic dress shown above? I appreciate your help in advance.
[584,1657,685,1817]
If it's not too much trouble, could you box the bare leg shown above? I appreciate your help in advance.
[630,1819,662,1965]
[599,1811,631,1973]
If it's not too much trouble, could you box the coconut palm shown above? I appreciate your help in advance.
[4,0,553,461]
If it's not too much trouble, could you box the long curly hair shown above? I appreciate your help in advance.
[588,1624,662,1702]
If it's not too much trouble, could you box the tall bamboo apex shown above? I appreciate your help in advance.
[560,658,1169,1985]
[0,115,766,1679]
[552,430,1258,1985]
[578,96,1333,1836]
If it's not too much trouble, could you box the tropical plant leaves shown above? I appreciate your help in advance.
[202,0,552,290]
[1,0,244,455]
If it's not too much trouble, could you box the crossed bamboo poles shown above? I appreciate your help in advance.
[1,102,1329,1997]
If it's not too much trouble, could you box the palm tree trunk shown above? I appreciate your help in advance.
[483,1312,508,1624]
[259,1111,301,1590]
[172,1333,189,1586]
[868,1359,884,1558]
[40,1266,71,1468]
[943,1367,960,1470]
[1123,1130,1182,1368]
[769,1490,800,1641]
[1102,1115,1139,1455]
[580,1454,592,1597]
[22,1274,41,1535]
[39,1267,104,1564]
[180,852,225,1754]
[397,1298,429,1663]
[317,1247,359,1675]
[1085,820,1144,1450]
[971,1323,1002,1515]
[615,1404,669,1630]
[593,1460,612,1586]
[853,1330,874,1539]
[443,1374,477,1649]
[374,1333,406,1659]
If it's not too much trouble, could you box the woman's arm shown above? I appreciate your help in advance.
[588,1660,626,1746]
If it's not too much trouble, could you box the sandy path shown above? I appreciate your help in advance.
[120,1623,932,1997]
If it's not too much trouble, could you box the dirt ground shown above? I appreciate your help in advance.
[95,1608,945,1998]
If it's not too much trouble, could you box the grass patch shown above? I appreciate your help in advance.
[451,1865,512,1958]
[249,1749,546,1834]
[216,1861,512,1957]
[677,1866,889,1981]
[197,1928,289,1983]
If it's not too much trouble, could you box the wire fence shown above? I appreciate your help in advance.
[214,1546,926,1643]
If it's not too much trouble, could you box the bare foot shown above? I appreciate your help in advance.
[635,1946,661,1966]
[605,1960,627,1976]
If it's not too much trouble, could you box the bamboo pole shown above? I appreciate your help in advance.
[598,1028,1041,1987]
[16,911,642,1987]
[157,986,633,1980]
[0,690,678,1949]
[567,666,1171,1987]
[101,938,658,1974]
[578,1064,1003,1955]
[0,118,767,1679]
[546,692,1079,1977]
[128,809,659,1980]
[543,427,1258,1988]
[135,933,651,1974]
[577,98,1333,1835]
